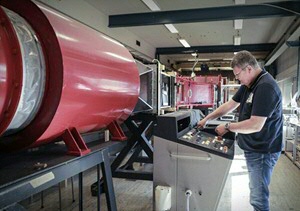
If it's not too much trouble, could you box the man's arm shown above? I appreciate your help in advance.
[215,115,267,136]
[227,115,267,134]
[197,99,240,128]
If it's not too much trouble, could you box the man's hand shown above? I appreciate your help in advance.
[197,119,207,129]
[215,124,228,136]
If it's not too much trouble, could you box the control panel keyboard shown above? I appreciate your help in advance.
[178,127,235,159]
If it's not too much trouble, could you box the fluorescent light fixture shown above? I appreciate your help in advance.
[235,0,245,4]
[164,24,178,33]
[234,35,241,45]
[178,38,190,48]
[234,0,245,31]
[234,19,243,29]
[142,0,160,11]
[142,1,179,34]
[188,58,210,61]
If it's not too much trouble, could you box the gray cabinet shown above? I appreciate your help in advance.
[153,136,232,211]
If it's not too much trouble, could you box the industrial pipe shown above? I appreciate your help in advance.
[0,0,140,152]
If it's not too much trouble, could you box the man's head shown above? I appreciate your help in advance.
[231,50,261,87]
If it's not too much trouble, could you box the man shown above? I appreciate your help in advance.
[198,50,283,211]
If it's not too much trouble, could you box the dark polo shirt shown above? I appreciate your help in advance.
[232,69,283,153]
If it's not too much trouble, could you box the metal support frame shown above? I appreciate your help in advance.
[91,113,157,196]
[0,147,117,211]
[110,113,156,180]
[91,113,156,197]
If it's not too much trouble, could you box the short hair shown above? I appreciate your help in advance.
[231,50,259,69]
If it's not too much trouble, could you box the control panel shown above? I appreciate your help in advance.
[154,110,235,160]
[178,127,235,159]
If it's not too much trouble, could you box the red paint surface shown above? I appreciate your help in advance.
[0,1,139,151]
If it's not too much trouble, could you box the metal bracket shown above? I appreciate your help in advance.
[107,120,127,141]
[62,128,91,156]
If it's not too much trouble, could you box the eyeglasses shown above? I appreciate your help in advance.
[234,65,248,79]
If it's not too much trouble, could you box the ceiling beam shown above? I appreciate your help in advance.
[265,17,300,66]
[156,43,276,55]
[109,1,299,27]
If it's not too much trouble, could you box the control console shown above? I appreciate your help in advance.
[154,110,235,160]
[178,127,235,159]
[154,110,236,210]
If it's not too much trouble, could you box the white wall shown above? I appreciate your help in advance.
[37,0,156,60]
[276,47,298,81]
[276,47,299,106]
[276,47,298,92]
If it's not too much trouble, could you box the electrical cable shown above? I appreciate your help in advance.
[152,59,161,65]
[191,55,199,79]
[185,190,192,211]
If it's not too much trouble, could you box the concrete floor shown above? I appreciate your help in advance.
[20,144,300,211]
[217,145,300,211]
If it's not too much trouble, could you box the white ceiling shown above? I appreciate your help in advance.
[85,0,299,70]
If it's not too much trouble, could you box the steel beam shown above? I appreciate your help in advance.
[156,43,276,55]
[265,17,300,65]
[109,1,299,27]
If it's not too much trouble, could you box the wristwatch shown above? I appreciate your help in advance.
[224,122,231,131]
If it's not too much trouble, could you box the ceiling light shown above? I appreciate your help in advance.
[178,39,190,48]
[164,24,178,33]
[235,0,246,4]
[191,53,197,57]
[142,0,160,11]
[234,19,243,29]
[234,0,245,34]
[141,1,179,34]
[188,58,210,61]
[234,35,241,45]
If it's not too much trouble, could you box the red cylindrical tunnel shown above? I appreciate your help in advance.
[0,0,140,151]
